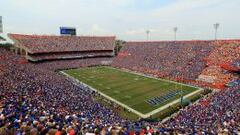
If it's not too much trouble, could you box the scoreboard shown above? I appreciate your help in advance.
[60,27,76,36]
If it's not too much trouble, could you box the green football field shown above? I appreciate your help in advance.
[63,66,199,116]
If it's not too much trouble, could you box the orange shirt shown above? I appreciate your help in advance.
[69,129,75,135]
[55,131,62,135]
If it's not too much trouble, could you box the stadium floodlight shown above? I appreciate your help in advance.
[173,27,178,41]
[213,23,220,40]
[146,30,150,41]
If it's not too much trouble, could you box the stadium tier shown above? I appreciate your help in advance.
[112,40,240,89]
[8,34,115,61]
[27,51,114,62]
[112,40,216,80]
[0,38,239,134]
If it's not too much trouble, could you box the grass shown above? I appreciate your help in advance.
[63,66,199,116]
[95,95,140,120]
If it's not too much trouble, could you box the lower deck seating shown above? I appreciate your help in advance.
[28,51,114,62]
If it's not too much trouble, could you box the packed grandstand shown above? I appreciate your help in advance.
[0,34,239,134]
[9,34,115,62]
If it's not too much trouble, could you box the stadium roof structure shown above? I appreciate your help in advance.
[0,35,6,41]
[8,34,116,54]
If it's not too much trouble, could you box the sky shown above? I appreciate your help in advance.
[1,0,240,41]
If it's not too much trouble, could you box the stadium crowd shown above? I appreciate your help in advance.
[33,57,113,71]
[112,41,216,81]
[0,48,124,135]
[165,84,240,134]
[200,41,240,86]
[29,51,113,62]
[0,38,240,134]
[232,59,240,69]
[9,34,115,53]
[112,40,240,89]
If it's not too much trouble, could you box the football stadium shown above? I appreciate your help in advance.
[1,1,240,134]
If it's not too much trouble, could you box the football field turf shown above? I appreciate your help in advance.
[63,66,200,117]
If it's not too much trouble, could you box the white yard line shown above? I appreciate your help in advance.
[60,70,203,118]
[60,71,146,118]
[107,66,201,89]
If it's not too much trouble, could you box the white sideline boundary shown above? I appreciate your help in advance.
[60,68,203,119]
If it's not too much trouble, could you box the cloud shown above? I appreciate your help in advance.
[125,28,158,35]
[1,0,240,40]
[153,0,226,16]
[125,29,145,35]
[87,24,112,36]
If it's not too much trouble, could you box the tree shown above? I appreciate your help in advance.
[114,40,126,55]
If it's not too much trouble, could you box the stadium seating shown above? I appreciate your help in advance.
[27,51,113,62]
[165,84,240,134]
[0,48,122,135]
[0,38,239,134]
[199,41,240,89]
[34,57,113,71]
[8,34,115,61]
[112,40,240,89]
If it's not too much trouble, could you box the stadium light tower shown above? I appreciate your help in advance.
[0,16,3,33]
[213,23,220,40]
[146,30,150,41]
[173,27,178,41]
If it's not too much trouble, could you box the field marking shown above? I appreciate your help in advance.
[107,66,201,89]
[143,89,203,117]
[125,95,132,98]
[114,90,120,93]
[61,71,146,118]
[61,70,204,118]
